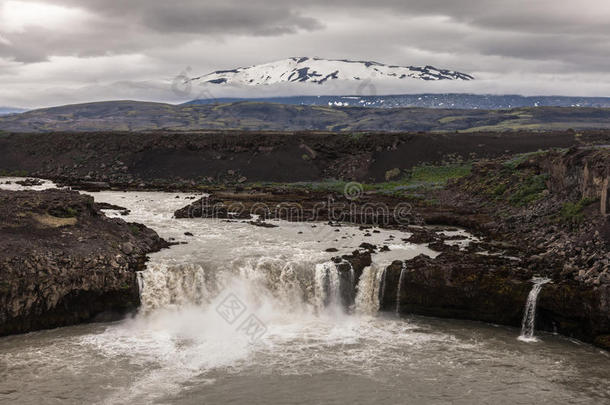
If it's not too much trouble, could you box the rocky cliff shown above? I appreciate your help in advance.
[0,189,168,336]
[385,147,610,348]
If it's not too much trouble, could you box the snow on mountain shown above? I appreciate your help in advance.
[190,57,474,87]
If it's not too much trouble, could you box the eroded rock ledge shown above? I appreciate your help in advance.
[0,189,168,336]
[381,252,610,349]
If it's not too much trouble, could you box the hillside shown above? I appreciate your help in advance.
[186,94,610,109]
[1,101,610,133]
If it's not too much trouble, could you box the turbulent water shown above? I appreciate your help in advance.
[1,184,610,404]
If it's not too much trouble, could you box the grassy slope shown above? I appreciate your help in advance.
[1,101,610,133]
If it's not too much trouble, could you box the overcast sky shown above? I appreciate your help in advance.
[1,0,610,108]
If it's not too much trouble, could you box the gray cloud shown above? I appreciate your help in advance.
[1,0,609,107]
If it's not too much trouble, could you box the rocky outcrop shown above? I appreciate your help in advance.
[374,148,610,349]
[381,253,532,325]
[0,189,168,336]
[333,250,372,309]
[380,251,610,349]
[544,147,610,215]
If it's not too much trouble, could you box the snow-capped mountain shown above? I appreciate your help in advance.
[190,57,474,87]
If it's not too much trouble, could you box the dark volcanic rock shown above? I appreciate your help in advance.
[381,253,533,325]
[405,229,438,244]
[427,240,460,252]
[340,250,372,286]
[15,178,43,187]
[0,189,168,336]
[359,242,377,252]
[96,202,128,211]
[248,220,278,228]
[174,196,252,219]
[0,130,603,188]
[380,251,610,349]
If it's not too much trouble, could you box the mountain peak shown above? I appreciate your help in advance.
[190,57,474,87]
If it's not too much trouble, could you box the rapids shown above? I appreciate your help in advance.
[0,184,609,404]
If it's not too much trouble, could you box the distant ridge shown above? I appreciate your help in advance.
[2,100,610,133]
[0,107,26,116]
[185,94,610,109]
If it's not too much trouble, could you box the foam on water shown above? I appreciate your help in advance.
[3,182,608,404]
[77,190,445,401]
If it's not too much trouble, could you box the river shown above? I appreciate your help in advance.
[1,184,609,404]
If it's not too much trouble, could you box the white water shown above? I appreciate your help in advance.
[2,180,610,404]
[354,263,385,315]
[519,277,552,342]
[396,261,407,315]
[78,190,443,402]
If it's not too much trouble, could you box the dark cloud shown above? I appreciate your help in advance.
[3,0,609,65]
[1,0,609,107]
[140,4,322,35]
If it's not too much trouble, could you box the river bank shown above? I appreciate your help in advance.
[0,187,168,336]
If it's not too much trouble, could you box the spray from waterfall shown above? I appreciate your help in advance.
[396,262,407,315]
[519,277,551,342]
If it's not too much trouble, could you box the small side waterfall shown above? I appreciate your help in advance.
[378,267,387,308]
[519,277,551,341]
[395,262,407,315]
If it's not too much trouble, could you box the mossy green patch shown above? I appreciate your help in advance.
[560,197,598,225]
[409,163,472,186]
[507,174,548,206]
[128,224,141,235]
[0,169,29,176]
[502,150,547,170]
[48,207,78,218]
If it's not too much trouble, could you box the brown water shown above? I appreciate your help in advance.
[0,185,609,404]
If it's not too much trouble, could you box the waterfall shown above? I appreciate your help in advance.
[378,267,387,308]
[313,261,345,311]
[136,271,144,300]
[518,277,551,342]
[328,263,341,306]
[395,262,407,315]
[137,256,359,316]
[137,263,211,312]
[354,263,384,315]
